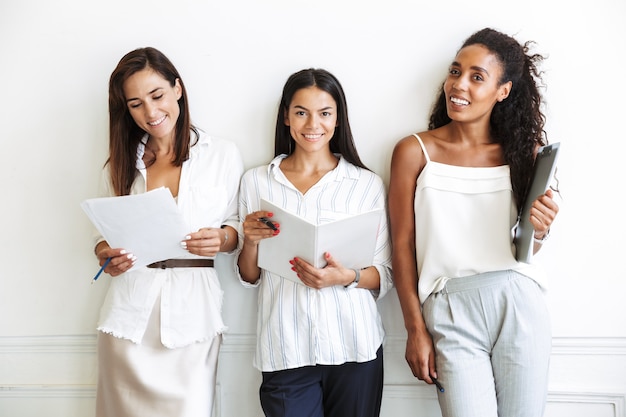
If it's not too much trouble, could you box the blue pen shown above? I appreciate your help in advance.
[431,376,445,393]
[91,257,111,284]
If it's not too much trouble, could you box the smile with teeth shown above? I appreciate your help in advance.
[148,115,167,126]
[451,97,469,106]
[303,133,323,140]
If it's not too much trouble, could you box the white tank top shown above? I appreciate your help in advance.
[412,134,545,303]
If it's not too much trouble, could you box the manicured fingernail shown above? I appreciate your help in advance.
[185,235,191,240]
[120,250,127,255]
[180,241,187,248]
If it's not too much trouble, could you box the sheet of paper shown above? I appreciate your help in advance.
[258,199,383,283]
[81,187,191,270]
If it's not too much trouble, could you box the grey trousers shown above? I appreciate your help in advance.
[423,270,551,417]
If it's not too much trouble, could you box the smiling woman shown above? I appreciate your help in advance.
[284,86,337,153]
[2,0,626,416]
[388,28,559,417]
[123,69,184,196]
[236,68,393,417]
[279,86,340,192]
[91,47,244,417]
[123,69,182,139]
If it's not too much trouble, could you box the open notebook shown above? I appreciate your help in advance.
[258,198,383,283]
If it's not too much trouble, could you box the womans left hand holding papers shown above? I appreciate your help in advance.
[85,47,243,417]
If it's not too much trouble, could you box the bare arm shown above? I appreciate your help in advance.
[388,135,438,383]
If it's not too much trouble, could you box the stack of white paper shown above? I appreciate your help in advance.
[81,187,191,270]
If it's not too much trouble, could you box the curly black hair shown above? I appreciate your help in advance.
[428,28,548,211]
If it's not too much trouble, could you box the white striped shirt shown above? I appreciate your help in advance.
[237,155,393,372]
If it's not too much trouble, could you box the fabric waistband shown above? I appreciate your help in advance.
[147,259,214,269]
[441,270,524,294]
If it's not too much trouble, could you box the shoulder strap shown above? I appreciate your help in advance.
[412,133,431,162]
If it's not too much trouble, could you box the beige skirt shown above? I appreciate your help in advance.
[96,295,221,417]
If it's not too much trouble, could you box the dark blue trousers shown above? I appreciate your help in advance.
[259,345,384,417]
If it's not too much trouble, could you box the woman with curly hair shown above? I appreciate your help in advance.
[388,28,559,417]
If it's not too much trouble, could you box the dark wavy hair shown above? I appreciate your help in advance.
[274,68,368,170]
[428,28,547,210]
[107,47,198,196]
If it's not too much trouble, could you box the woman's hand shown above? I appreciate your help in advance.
[242,211,280,247]
[95,243,136,277]
[290,252,355,289]
[183,227,226,257]
[405,327,438,385]
[237,211,280,283]
[530,188,559,239]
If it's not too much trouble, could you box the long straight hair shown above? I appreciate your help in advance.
[107,47,198,196]
[274,68,368,170]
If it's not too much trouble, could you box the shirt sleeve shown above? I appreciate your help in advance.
[91,165,114,252]
[219,142,245,253]
[369,177,393,300]
[234,168,261,287]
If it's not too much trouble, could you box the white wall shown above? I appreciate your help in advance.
[1,0,625,416]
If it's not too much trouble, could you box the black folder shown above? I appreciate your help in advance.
[514,142,560,263]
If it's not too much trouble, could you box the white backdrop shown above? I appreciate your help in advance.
[1,0,625,416]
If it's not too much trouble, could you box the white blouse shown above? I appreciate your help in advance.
[94,131,243,348]
[237,155,393,372]
[412,134,545,304]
